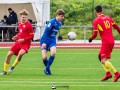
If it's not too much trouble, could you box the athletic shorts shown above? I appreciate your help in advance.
[99,43,114,59]
[40,38,56,51]
[10,42,30,56]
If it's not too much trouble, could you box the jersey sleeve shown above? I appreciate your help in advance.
[24,24,34,41]
[90,20,98,39]
[110,18,120,34]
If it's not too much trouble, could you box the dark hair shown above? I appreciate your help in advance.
[95,5,102,12]
[56,9,65,15]
[8,8,12,11]
[4,15,7,19]
[1,20,4,22]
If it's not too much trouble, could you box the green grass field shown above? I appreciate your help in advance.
[0,48,120,90]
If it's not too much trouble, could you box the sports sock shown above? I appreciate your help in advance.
[102,64,110,72]
[104,61,117,73]
[43,59,48,66]
[4,63,9,72]
[12,58,19,67]
[46,56,54,69]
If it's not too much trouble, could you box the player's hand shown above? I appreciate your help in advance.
[88,38,92,43]
[41,43,46,49]
[18,39,24,43]
[12,36,17,41]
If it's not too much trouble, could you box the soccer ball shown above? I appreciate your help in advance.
[68,31,77,40]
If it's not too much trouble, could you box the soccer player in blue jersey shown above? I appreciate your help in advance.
[40,9,65,75]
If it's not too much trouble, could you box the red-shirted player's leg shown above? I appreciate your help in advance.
[103,60,120,82]
[0,43,20,75]
[100,44,120,82]
[101,59,111,80]
[101,58,112,81]
[99,44,112,81]
[11,44,29,68]
[0,45,15,75]
[3,51,14,74]
[8,49,27,73]
[13,49,26,66]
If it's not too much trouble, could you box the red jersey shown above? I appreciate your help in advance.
[16,21,34,44]
[91,14,120,43]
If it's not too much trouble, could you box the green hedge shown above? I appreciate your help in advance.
[51,0,120,40]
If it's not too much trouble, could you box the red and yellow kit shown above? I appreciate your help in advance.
[90,14,120,59]
[10,21,34,55]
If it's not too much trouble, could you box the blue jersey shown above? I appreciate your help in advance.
[40,18,62,44]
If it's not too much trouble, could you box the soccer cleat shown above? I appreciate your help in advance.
[44,68,51,75]
[8,66,15,73]
[101,72,112,81]
[113,72,120,82]
[0,71,8,75]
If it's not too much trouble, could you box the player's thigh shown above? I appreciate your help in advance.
[18,49,26,56]
[21,44,30,53]
[17,49,26,61]
[6,51,14,57]
[99,44,108,59]
[107,43,114,59]
[41,50,47,59]
[49,42,56,55]
[10,42,21,56]
[41,42,49,51]
[99,43,114,59]
[50,46,56,56]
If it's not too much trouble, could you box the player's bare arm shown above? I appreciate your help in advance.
[12,35,18,41]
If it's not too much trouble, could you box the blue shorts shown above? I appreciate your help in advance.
[40,38,56,51]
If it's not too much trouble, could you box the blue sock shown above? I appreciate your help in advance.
[43,59,48,66]
[46,56,55,69]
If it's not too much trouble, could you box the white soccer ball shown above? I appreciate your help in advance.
[68,31,77,40]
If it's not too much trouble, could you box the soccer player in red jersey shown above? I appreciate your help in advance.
[89,5,120,82]
[0,9,34,75]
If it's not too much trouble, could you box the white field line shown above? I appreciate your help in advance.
[0,84,120,87]
[0,79,99,81]
[0,81,120,84]
[17,67,120,70]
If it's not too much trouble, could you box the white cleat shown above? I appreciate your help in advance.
[8,66,14,73]
[0,71,8,75]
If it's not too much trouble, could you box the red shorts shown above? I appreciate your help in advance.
[10,42,30,56]
[99,43,114,59]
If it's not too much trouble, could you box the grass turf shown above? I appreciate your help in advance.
[0,48,120,90]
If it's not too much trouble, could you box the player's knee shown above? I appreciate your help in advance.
[51,52,56,57]
[42,56,47,60]
[18,53,24,57]
[17,54,23,60]
[42,54,47,59]
[98,54,101,62]
[19,54,23,57]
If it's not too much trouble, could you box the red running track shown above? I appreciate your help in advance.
[0,42,120,49]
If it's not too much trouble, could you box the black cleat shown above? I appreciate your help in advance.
[8,66,14,73]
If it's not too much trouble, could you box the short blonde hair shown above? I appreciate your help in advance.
[19,9,29,15]
[56,9,65,15]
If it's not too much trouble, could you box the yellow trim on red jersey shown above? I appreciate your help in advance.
[111,22,115,25]
[94,30,98,31]
[97,24,103,31]
[30,33,34,35]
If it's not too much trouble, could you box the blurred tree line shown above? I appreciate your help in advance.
[50,0,120,25]
[50,0,120,40]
